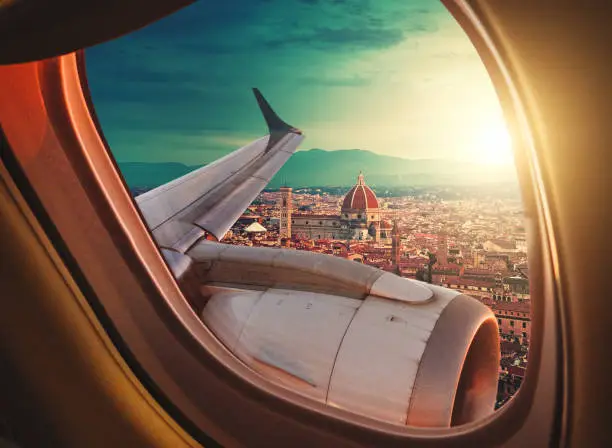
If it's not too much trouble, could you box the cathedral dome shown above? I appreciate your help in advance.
[341,172,379,211]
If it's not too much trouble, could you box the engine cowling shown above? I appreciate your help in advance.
[189,242,500,428]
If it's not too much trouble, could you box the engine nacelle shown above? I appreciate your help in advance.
[189,242,500,428]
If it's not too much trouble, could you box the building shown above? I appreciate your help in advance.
[244,221,268,238]
[437,233,448,265]
[496,300,531,343]
[473,250,486,268]
[483,239,517,252]
[279,186,292,240]
[289,172,384,241]
[478,297,531,344]
[515,236,527,253]
[391,220,401,274]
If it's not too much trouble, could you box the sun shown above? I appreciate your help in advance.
[472,120,514,165]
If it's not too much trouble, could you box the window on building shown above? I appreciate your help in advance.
[522,322,527,328]
[510,321,515,327]
[498,319,502,325]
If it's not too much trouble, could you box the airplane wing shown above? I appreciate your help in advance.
[135,88,303,252]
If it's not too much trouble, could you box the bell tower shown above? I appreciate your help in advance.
[279,186,292,243]
[437,232,448,265]
[392,219,401,275]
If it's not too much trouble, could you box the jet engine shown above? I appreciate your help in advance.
[191,241,500,428]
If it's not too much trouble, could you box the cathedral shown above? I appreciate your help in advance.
[285,172,394,244]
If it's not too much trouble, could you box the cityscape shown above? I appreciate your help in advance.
[220,172,530,409]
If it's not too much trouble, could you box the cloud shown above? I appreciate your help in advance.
[106,128,261,164]
[86,0,506,166]
[299,74,374,87]
[264,26,406,51]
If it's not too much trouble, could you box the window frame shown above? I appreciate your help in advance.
[0,0,567,445]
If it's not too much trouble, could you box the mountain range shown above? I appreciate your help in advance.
[118,149,517,190]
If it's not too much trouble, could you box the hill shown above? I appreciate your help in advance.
[117,149,517,190]
[268,148,517,188]
[118,162,202,190]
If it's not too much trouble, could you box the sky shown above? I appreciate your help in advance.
[86,0,513,167]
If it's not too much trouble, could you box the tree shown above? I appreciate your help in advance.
[416,269,426,282]
[416,252,438,283]
[426,252,438,284]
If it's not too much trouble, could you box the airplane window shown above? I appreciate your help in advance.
[86,0,531,429]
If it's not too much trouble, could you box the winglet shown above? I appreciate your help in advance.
[253,88,294,133]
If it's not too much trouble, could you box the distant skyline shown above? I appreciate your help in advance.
[86,0,513,167]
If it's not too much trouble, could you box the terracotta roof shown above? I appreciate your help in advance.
[487,239,516,250]
[500,340,522,354]
[400,259,429,267]
[341,172,379,210]
[507,366,527,377]
[448,278,496,288]
[463,269,495,276]
[436,263,462,271]
[292,214,339,219]
[238,214,261,220]
[414,233,437,239]
[492,301,531,313]
[478,297,496,307]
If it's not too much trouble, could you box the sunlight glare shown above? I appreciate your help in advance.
[471,119,513,165]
